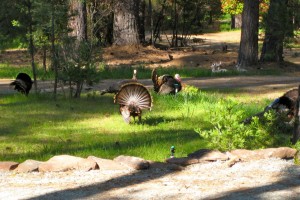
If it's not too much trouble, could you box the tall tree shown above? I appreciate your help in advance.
[69,0,88,41]
[26,0,38,94]
[237,0,259,68]
[260,0,288,62]
[134,0,146,44]
[113,0,139,45]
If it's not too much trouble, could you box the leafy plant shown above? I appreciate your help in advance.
[196,99,292,151]
[58,38,101,98]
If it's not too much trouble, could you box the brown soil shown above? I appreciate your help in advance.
[1,31,299,71]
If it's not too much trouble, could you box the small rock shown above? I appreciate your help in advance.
[229,149,263,161]
[165,157,199,166]
[87,156,129,170]
[148,161,184,171]
[255,147,297,159]
[15,160,43,173]
[188,149,229,161]
[114,155,150,170]
[0,161,19,171]
[229,147,297,161]
[39,155,98,172]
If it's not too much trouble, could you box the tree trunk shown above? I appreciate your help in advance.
[42,46,47,72]
[105,13,114,45]
[69,0,88,41]
[148,0,153,45]
[27,0,37,93]
[136,0,145,44]
[292,85,300,144]
[51,2,58,99]
[113,0,139,45]
[153,0,167,44]
[172,0,178,47]
[237,0,259,68]
[231,15,236,29]
[260,0,288,62]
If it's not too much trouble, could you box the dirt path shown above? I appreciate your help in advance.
[2,75,300,99]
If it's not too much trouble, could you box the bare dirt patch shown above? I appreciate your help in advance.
[1,31,299,72]
[102,31,299,72]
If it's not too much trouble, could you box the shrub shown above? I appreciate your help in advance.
[58,38,101,98]
[195,99,292,151]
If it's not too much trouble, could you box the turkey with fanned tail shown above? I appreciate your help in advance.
[100,69,137,95]
[151,68,182,95]
[10,73,33,96]
[114,82,152,123]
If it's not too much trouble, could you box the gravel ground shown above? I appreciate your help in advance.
[1,158,300,200]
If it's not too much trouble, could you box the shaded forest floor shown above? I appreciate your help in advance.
[1,31,300,98]
[1,31,299,72]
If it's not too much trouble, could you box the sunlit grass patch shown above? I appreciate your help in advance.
[0,88,297,162]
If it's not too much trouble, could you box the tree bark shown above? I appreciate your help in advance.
[51,2,58,99]
[237,0,259,68]
[260,0,288,62]
[27,0,37,93]
[113,0,139,45]
[292,85,300,144]
[231,15,236,29]
[136,0,145,44]
[69,0,88,41]
[148,0,153,45]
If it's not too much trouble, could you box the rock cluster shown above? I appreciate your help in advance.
[0,147,297,173]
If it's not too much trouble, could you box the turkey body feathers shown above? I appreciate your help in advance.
[243,88,298,124]
[10,73,33,95]
[114,83,152,123]
[151,68,182,95]
[272,88,298,117]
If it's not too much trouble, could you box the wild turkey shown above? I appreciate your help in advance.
[10,73,33,96]
[100,69,137,95]
[114,82,152,123]
[151,68,182,95]
[243,88,298,124]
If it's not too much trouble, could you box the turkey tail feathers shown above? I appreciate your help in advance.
[114,83,152,123]
[10,79,27,94]
[10,73,33,95]
[114,83,152,110]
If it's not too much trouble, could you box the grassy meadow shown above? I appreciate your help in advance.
[0,64,298,162]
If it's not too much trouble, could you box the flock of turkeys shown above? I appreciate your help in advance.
[9,70,298,124]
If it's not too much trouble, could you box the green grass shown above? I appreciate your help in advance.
[0,64,54,80]
[1,87,293,163]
